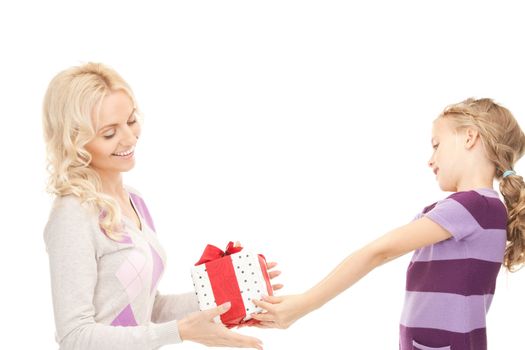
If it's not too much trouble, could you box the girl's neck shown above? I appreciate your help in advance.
[455,179,494,192]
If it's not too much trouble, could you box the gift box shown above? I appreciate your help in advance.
[191,242,273,327]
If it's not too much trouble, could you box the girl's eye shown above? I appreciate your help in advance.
[432,143,439,150]
[104,132,116,139]
[128,119,137,125]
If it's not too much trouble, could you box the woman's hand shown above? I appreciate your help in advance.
[178,302,263,349]
[251,294,311,329]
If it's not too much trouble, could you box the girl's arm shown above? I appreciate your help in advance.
[252,217,452,328]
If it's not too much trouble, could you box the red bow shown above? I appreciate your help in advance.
[194,241,243,266]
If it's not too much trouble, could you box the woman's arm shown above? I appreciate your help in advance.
[45,201,182,349]
[151,292,200,323]
[252,217,452,328]
[45,199,262,350]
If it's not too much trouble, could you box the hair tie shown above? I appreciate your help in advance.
[503,170,516,178]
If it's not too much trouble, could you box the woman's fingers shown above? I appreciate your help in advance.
[226,331,263,350]
[217,327,263,349]
[205,302,231,319]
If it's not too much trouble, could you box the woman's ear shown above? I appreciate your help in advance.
[465,128,479,150]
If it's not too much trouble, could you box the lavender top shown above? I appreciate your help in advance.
[399,188,507,350]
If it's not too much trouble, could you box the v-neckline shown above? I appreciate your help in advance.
[126,193,143,232]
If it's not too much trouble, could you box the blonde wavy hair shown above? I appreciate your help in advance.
[42,62,142,239]
[440,98,525,271]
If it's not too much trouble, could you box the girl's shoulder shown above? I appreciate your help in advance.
[426,189,507,228]
[446,189,504,210]
[422,189,503,215]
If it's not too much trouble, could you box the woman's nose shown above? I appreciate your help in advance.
[122,124,139,144]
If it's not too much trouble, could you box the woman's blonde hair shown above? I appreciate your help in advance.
[42,62,141,239]
[440,98,525,271]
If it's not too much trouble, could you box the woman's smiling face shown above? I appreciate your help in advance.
[84,90,141,175]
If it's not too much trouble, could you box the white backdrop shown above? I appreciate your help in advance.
[1,1,524,349]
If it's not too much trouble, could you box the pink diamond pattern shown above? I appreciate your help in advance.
[115,251,147,302]
[150,243,164,294]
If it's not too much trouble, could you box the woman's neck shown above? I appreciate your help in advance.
[96,170,127,201]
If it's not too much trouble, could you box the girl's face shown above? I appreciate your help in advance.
[428,117,465,192]
[84,90,141,176]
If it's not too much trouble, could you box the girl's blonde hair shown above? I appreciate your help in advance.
[42,62,141,239]
[440,98,525,271]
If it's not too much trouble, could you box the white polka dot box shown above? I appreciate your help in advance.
[190,242,274,327]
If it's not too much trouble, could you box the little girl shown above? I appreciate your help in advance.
[252,98,525,350]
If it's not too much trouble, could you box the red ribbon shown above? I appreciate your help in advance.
[194,241,243,266]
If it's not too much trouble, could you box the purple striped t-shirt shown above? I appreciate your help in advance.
[400,188,507,350]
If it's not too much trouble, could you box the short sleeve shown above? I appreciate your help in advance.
[423,191,487,241]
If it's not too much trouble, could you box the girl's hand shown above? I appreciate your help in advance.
[266,261,283,291]
[178,302,263,349]
[251,294,310,329]
[233,242,283,291]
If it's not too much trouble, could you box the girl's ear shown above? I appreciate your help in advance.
[465,128,480,150]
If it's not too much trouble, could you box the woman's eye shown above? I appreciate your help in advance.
[103,132,115,139]
[128,119,137,125]
[432,144,439,150]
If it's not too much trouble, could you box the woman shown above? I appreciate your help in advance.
[42,62,279,349]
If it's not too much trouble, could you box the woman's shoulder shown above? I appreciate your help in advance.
[125,184,151,207]
[124,184,143,197]
[50,194,95,217]
[44,195,99,244]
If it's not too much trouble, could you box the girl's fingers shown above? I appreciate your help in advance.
[268,270,281,279]
[259,321,276,328]
[252,298,276,312]
[251,322,274,329]
[266,262,278,269]
[250,312,275,322]
[261,294,282,303]
[272,283,284,291]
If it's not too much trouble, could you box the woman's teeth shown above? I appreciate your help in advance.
[112,146,135,156]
